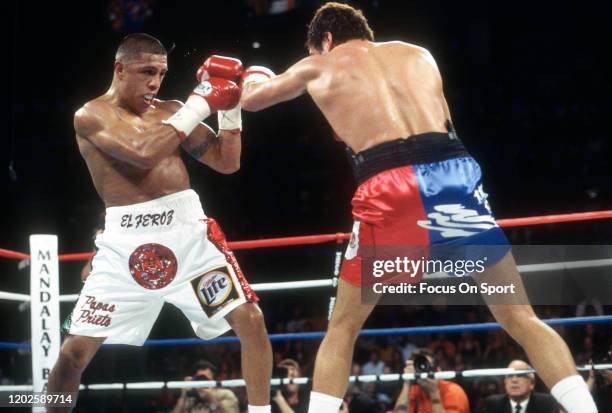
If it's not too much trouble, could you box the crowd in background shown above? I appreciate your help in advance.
[29,303,604,412]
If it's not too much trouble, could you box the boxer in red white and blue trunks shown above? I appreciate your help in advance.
[239,3,597,413]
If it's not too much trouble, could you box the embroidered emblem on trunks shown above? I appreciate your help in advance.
[191,266,239,317]
[129,243,178,289]
[417,204,496,238]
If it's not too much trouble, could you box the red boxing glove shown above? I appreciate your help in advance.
[191,77,240,112]
[163,77,240,140]
[240,65,275,86]
[197,55,244,82]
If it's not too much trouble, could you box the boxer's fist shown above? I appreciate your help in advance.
[191,77,240,112]
[240,65,275,86]
[163,77,240,140]
[197,55,244,82]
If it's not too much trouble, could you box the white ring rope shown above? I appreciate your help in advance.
[0,364,610,392]
[0,278,335,303]
[1,257,611,303]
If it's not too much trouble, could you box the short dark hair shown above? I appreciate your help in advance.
[412,348,434,359]
[115,33,166,61]
[278,358,300,372]
[193,360,217,376]
[306,2,374,51]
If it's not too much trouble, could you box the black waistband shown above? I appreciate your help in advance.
[345,132,470,185]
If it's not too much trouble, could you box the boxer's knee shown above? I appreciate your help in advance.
[490,304,538,338]
[56,347,89,375]
[55,336,102,376]
[227,303,268,340]
[328,310,365,341]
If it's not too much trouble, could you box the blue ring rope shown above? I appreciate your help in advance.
[1,315,610,350]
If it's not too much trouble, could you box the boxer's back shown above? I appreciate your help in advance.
[307,40,450,153]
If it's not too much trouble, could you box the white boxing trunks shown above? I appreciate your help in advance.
[68,189,257,346]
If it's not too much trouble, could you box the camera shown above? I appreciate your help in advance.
[186,374,211,398]
[270,365,289,399]
[272,365,289,378]
[413,355,436,374]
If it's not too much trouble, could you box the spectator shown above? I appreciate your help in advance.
[471,379,501,413]
[349,391,383,413]
[286,307,307,333]
[347,362,363,394]
[399,338,419,363]
[428,334,456,362]
[172,360,239,413]
[485,359,558,413]
[362,351,386,376]
[394,348,469,413]
[456,332,481,368]
[272,358,308,413]
[482,330,511,365]
[586,348,612,412]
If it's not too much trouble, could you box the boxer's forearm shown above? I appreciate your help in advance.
[214,130,241,173]
[241,63,313,111]
[181,125,241,174]
[240,81,275,111]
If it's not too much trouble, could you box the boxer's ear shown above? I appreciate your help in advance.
[323,32,334,53]
[114,60,125,79]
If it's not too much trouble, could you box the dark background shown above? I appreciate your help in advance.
[2,0,611,410]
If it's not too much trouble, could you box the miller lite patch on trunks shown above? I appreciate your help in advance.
[191,266,239,317]
[67,190,258,346]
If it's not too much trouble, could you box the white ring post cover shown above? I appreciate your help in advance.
[29,234,60,412]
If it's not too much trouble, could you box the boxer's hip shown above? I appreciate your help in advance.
[103,189,206,234]
[92,190,229,290]
[345,132,469,186]
[346,132,505,245]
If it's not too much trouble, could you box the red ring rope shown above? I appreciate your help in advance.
[1,210,611,261]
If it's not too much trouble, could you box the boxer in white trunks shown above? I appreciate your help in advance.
[47,33,273,413]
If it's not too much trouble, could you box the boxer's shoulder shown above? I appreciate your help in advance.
[290,55,327,79]
[153,99,183,114]
[74,97,114,137]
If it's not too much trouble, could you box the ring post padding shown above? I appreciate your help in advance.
[29,234,61,412]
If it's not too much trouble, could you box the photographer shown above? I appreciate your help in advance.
[586,349,612,412]
[393,349,469,413]
[272,359,309,413]
[172,360,239,413]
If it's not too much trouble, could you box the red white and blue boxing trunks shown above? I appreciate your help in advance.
[340,131,509,286]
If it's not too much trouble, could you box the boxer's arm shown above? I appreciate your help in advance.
[182,123,241,174]
[75,102,182,169]
[240,56,321,112]
[164,100,241,174]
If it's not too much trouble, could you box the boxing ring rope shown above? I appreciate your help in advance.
[1,364,611,392]
[1,209,611,262]
[0,254,610,304]
[1,314,611,350]
[0,209,611,395]
[0,208,611,304]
